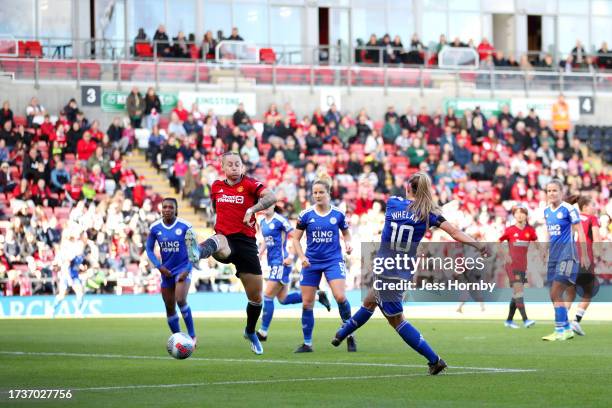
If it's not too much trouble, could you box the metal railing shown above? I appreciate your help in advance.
[3,37,612,97]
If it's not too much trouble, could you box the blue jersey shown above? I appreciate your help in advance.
[69,255,84,279]
[146,218,194,274]
[544,202,580,262]
[297,206,348,264]
[260,214,293,266]
[379,197,443,278]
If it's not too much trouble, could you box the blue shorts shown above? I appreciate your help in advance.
[268,264,292,285]
[300,260,346,287]
[61,275,82,290]
[161,268,192,289]
[547,259,578,285]
[373,277,405,317]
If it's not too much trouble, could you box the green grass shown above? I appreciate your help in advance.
[1,318,611,407]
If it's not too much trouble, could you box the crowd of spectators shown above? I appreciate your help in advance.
[133,24,244,60]
[1,90,611,296]
[355,33,612,72]
[144,95,611,290]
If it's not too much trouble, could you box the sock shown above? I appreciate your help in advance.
[515,297,528,321]
[261,296,275,332]
[575,308,585,323]
[179,304,195,337]
[278,291,302,305]
[338,300,352,322]
[337,306,374,340]
[554,306,568,333]
[76,294,84,310]
[302,308,314,346]
[506,298,516,321]
[167,313,181,334]
[396,320,439,364]
[245,301,262,334]
[198,237,219,259]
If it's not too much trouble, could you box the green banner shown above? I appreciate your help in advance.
[101,91,179,113]
[444,98,511,118]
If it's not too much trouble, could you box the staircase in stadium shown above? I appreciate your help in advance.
[126,151,211,237]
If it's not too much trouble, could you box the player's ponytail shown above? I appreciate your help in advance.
[567,194,591,210]
[407,172,439,227]
[313,172,332,194]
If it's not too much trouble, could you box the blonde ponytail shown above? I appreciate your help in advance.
[313,172,332,193]
[407,172,439,227]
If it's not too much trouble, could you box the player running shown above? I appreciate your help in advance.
[186,152,277,355]
[499,204,537,329]
[331,172,487,375]
[292,174,355,353]
[52,231,86,317]
[146,198,197,346]
[541,180,589,341]
[564,194,600,336]
[256,206,331,342]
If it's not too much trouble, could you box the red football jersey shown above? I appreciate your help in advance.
[499,224,537,272]
[577,213,599,263]
[211,176,265,238]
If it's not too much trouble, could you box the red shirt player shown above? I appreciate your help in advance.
[185,151,277,354]
[499,205,537,328]
[565,195,601,335]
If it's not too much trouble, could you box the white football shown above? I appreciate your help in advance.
[167,332,194,359]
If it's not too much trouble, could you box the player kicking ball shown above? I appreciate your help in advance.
[256,205,331,342]
[186,152,277,355]
[331,172,487,375]
[146,198,197,347]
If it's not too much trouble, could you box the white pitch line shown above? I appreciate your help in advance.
[0,370,527,394]
[0,351,536,373]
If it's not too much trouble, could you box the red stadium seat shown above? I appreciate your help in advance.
[259,48,276,64]
[135,43,153,58]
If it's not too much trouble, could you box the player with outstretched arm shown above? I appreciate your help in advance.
[331,172,487,375]
[186,151,277,355]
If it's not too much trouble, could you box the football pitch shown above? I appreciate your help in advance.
[1,318,611,407]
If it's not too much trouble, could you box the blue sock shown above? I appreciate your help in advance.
[554,306,568,333]
[261,296,275,332]
[302,308,314,346]
[279,291,302,305]
[338,300,352,322]
[396,320,439,364]
[337,306,374,340]
[179,304,195,337]
[167,313,181,334]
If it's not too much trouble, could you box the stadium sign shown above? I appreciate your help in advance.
[444,98,511,118]
[178,91,256,116]
[101,91,178,113]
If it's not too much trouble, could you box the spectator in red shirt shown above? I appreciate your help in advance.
[172,100,189,122]
[477,37,495,62]
[88,120,104,142]
[31,178,58,207]
[132,176,147,207]
[76,131,97,161]
[40,114,55,141]
[64,174,83,204]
